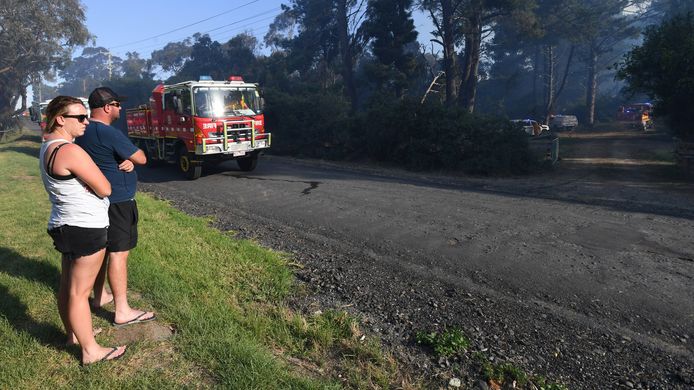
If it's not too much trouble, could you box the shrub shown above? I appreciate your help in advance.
[265,92,535,174]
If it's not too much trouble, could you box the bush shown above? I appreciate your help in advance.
[263,88,355,159]
[618,13,694,140]
[265,93,535,175]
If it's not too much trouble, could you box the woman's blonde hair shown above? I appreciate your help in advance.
[45,96,85,133]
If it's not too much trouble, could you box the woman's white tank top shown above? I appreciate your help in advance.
[39,139,109,229]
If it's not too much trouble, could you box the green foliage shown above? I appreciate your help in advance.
[532,377,570,390]
[617,12,694,140]
[482,361,528,386]
[363,0,419,96]
[151,39,193,74]
[263,88,353,158]
[59,47,119,98]
[0,0,89,117]
[415,328,469,358]
[170,33,260,85]
[267,91,535,174]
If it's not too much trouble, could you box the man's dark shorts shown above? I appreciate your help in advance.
[48,225,108,259]
[107,199,139,252]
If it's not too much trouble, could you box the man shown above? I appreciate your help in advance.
[76,87,155,326]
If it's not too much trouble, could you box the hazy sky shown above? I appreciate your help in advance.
[82,0,435,60]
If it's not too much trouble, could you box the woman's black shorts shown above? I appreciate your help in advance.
[47,225,108,259]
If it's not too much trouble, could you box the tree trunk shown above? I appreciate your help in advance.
[459,16,482,113]
[585,46,598,127]
[441,0,457,106]
[20,87,27,111]
[533,46,540,117]
[543,45,555,124]
[337,0,358,113]
[545,44,575,124]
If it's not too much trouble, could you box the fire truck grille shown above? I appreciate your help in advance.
[226,128,250,142]
[225,121,253,142]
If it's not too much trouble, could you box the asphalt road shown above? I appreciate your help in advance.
[137,129,694,388]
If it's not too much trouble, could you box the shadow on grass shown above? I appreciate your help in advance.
[0,247,60,287]
[2,145,39,159]
[0,247,77,358]
[0,133,41,159]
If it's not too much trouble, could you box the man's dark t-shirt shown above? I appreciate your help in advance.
[76,121,138,203]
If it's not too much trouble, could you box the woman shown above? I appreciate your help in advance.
[40,96,127,365]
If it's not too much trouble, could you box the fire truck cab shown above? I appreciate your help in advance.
[127,76,270,179]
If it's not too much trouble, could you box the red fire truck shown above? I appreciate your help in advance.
[126,75,271,179]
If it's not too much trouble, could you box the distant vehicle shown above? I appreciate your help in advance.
[29,99,52,130]
[30,97,90,130]
[616,103,653,131]
[549,115,578,130]
[511,119,546,136]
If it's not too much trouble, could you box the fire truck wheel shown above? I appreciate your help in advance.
[178,145,202,179]
[237,154,258,172]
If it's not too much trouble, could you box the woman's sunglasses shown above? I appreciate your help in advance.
[63,114,89,123]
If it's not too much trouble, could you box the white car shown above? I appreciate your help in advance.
[549,115,578,130]
[511,119,546,136]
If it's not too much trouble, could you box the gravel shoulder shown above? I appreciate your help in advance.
[139,128,694,389]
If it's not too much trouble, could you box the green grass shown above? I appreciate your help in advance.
[0,134,406,389]
[415,328,469,358]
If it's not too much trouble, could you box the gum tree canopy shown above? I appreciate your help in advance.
[618,12,694,140]
[0,0,89,120]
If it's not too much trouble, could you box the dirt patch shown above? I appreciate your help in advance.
[107,321,174,345]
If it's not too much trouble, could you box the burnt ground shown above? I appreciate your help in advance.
[137,127,694,389]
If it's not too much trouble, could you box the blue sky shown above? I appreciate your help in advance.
[29,1,434,103]
[82,0,435,60]
[83,0,287,59]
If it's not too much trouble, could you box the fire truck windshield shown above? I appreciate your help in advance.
[193,87,260,118]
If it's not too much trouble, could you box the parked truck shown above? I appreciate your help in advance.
[126,76,271,179]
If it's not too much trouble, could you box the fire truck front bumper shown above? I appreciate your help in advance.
[196,134,271,157]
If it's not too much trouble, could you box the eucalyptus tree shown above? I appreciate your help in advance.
[172,34,226,83]
[120,52,152,80]
[362,0,419,98]
[419,0,536,111]
[418,0,460,106]
[151,38,193,75]
[649,0,694,21]
[222,32,260,79]
[266,0,367,112]
[573,0,647,125]
[59,47,122,97]
[497,0,585,122]
[0,0,89,120]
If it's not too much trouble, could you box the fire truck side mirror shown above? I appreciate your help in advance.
[259,97,265,114]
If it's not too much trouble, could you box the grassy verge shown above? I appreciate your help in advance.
[0,134,407,388]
